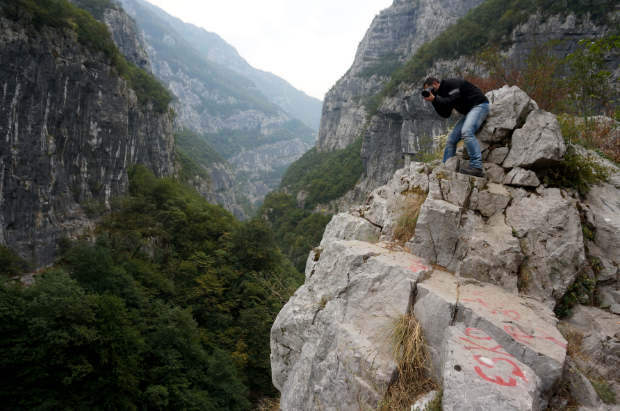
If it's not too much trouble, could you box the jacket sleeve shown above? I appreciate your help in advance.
[432,97,456,118]
[431,78,462,118]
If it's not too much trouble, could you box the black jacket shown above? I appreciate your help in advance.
[431,78,489,118]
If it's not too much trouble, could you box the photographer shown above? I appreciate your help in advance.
[422,77,489,177]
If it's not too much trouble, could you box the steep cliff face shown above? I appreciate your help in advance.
[0,16,176,267]
[229,138,311,203]
[317,0,485,151]
[103,8,151,71]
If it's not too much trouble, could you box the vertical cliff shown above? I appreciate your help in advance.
[317,0,485,151]
[0,10,176,267]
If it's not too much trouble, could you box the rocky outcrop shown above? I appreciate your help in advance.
[317,0,485,151]
[0,17,176,266]
[103,8,151,71]
[271,86,620,410]
[271,240,432,411]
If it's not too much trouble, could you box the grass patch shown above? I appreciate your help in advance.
[557,322,584,358]
[591,380,618,405]
[256,397,280,411]
[393,195,426,245]
[559,114,620,165]
[377,312,438,411]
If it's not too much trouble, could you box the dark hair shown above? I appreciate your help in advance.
[423,77,440,87]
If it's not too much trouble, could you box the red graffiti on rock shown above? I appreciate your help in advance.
[405,260,429,272]
[473,355,529,387]
[459,328,529,387]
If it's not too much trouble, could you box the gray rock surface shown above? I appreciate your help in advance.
[503,110,567,169]
[0,16,176,266]
[563,356,603,408]
[441,324,541,411]
[103,8,151,71]
[271,240,432,411]
[506,190,588,307]
[503,167,541,187]
[478,86,539,146]
[584,184,620,267]
[410,390,438,411]
[566,305,620,382]
[414,272,566,408]
[320,214,381,246]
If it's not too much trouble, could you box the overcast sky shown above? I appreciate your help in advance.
[146,0,394,100]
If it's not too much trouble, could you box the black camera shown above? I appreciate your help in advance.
[421,87,434,98]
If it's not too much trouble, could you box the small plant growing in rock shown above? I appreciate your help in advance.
[376,313,439,411]
[555,273,596,317]
[393,195,427,245]
[590,380,618,405]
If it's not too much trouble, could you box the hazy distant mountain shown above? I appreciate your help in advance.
[135,0,323,132]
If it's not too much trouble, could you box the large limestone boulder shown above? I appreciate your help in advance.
[565,305,620,382]
[478,85,539,145]
[506,188,588,307]
[271,240,432,411]
[503,109,567,169]
[320,213,381,246]
[441,324,541,411]
[583,183,620,266]
[414,272,567,409]
[457,212,524,293]
[363,162,430,239]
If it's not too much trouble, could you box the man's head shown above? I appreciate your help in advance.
[423,77,440,91]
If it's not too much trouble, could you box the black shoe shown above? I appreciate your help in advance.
[459,165,484,178]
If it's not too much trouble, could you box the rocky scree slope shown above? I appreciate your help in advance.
[317,0,485,151]
[121,0,316,210]
[271,86,620,411]
[0,11,176,267]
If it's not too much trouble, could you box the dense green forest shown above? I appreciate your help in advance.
[0,165,302,410]
[0,0,172,112]
[203,119,316,159]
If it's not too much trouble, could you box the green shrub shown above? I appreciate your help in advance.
[542,150,608,195]
[0,246,30,278]
[555,273,596,318]
[591,380,618,405]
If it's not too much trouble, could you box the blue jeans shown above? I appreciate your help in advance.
[443,103,490,169]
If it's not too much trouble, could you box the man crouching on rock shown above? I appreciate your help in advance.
[422,77,490,177]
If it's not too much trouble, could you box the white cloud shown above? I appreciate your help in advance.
[143,0,394,100]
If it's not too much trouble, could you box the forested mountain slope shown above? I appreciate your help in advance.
[134,0,323,132]
[121,0,317,209]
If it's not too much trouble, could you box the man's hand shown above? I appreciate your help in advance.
[423,94,435,102]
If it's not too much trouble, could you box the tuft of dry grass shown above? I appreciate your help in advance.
[559,114,620,165]
[393,195,426,245]
[377,313,439,411]
[557,322,584,359]
[255,397,280,411]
